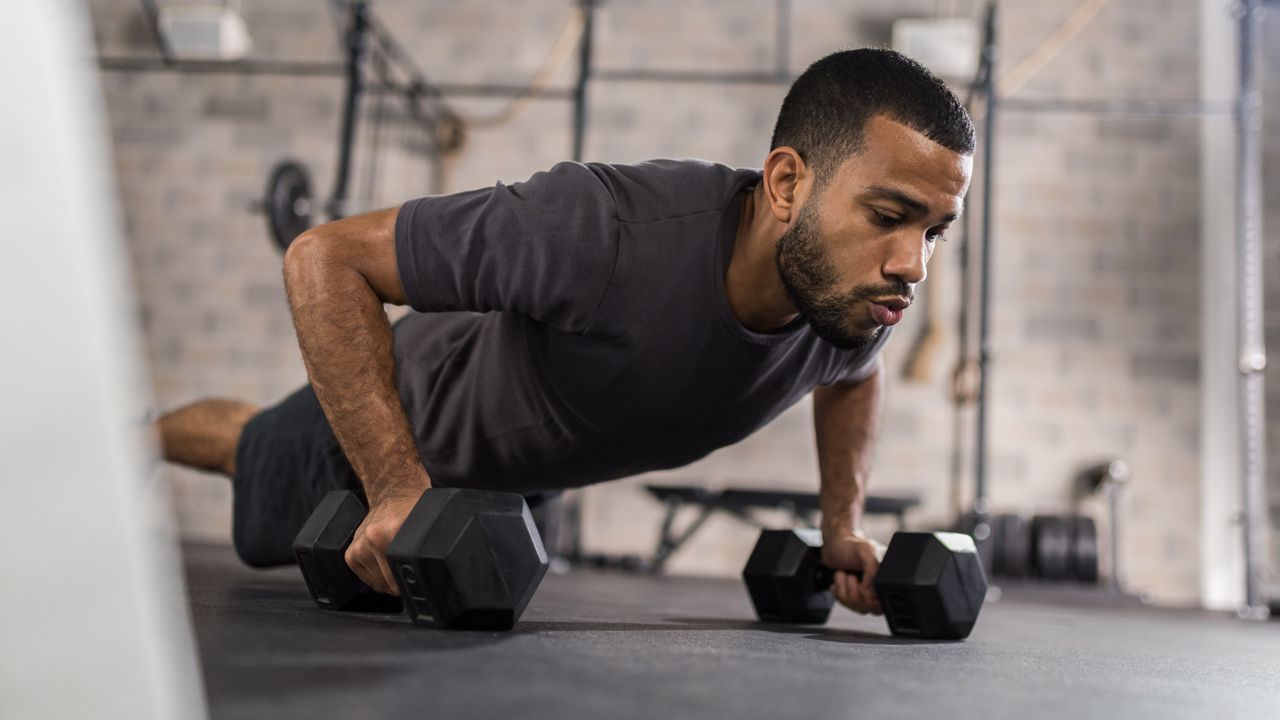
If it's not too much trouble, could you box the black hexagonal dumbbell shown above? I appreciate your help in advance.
[742,528,988,640]
[292,488,549,631]
[388,489,549,631]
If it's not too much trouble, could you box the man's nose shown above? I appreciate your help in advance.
[883,236,928,286]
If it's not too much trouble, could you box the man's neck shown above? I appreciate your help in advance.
[725,184,798,334]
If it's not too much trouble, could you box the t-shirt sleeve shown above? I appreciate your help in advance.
[833,325,893,384]
[394,161,620,334]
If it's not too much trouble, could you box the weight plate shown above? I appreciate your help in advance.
[1031,515,1071,581]
[995,514,1031,579]
[265,160,313,251]
[1070,515,1099,584]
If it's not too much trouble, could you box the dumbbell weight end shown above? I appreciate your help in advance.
[808,563,862,592]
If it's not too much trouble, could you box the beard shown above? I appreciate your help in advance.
[774,200,908,351]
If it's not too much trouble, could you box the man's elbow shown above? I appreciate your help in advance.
[282,229,327,287]
[283,208,408,306]
[282,228,355,305]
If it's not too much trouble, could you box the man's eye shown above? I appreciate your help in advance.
[871,211,899,227]
[927,230,948,243]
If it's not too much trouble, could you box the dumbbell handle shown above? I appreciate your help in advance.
[811,561,865,591]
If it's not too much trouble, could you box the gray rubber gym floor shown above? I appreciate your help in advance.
[183,543,1280,720]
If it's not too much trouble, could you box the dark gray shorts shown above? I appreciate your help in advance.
[232,384,363,568]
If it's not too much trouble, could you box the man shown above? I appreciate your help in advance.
[158,48,974,618]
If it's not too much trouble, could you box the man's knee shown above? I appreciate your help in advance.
[231,522,298,569]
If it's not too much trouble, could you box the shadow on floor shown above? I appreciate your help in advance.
[666,616,945,645]
[511,616,942,645]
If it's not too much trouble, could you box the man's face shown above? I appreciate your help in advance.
[776,115,972,350]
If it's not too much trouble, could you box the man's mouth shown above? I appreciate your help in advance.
[869,297,910,327]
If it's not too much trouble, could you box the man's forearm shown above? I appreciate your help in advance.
[282,227,429,505]
[813,365,882,540]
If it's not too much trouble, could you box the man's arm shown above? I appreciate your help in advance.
[282,207,427,596]
[812,362,885,615]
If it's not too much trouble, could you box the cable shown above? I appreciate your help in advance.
[461,3,586,129]
[997,0,1112,98]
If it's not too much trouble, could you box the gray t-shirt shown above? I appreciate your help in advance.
[392,159,889,493]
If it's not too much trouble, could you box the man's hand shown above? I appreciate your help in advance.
[344,492,422,596]
[821,534,886,616]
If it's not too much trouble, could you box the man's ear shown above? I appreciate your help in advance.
[762,147,809,224]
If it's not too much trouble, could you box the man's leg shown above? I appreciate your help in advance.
[156,398,259,477]
[206,384,361,567]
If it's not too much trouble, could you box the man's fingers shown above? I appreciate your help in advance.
[859,574,879,613]
[375,552,400,597]
[860,584,882,616]
[844,573,860,603]
[358,553,391,594]
[346,541,391,594]
[833,572,866,613]
[832,570,882,615]
[345,545,379,591]
[833,571,850,599]
[859,571,876,593]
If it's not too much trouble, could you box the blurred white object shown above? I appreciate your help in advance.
[0,1,206,718]
[891,18,979,80]
[158,4,253,61]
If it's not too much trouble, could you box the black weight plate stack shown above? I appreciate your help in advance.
[953,511,996,578]
[1031,515,1072,581]
[265,159,313,251]
[1070,515,1100,584]
[993,514,1031,579]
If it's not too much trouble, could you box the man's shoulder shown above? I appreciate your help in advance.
[579,159,760,225]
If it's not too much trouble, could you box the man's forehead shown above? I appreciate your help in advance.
[832,127,971,218]
[853,117,972,180]
[862,114,960,155]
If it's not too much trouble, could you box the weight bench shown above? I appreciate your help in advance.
[644,484,921,573]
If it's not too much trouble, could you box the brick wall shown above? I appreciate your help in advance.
[89,0,1271,605]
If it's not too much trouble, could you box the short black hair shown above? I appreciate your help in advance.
[770,48,975,178]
